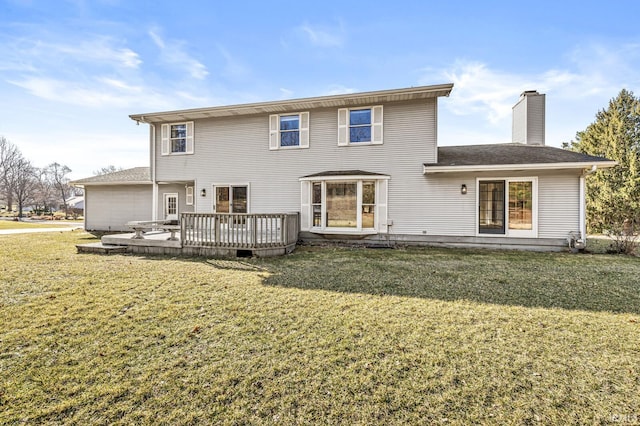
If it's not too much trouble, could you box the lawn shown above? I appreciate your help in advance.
[0,220,76,230]
[1,231,639,424]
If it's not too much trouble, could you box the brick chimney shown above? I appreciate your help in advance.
[512,90,545,145]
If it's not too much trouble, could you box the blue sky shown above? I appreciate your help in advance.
[1,0,639,179]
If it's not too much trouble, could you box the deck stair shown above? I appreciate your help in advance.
[76,242,128,255]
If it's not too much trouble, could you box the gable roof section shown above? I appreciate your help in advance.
[70,167,151,186]
[130,84,454,124]
[424,144,616,174]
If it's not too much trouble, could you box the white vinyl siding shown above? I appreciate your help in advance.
[419,175,477,237]
[512,93,545,145]
[148,97,583,244]
[420,171,581,240]
[269,112,309,150]
[155,184,195,220]
[84,185,152,232]
[538,174,580,238]
[154,99,438,233]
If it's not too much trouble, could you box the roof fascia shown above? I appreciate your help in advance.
[423,161,618,174]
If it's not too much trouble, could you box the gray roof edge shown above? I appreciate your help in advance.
[426,144,615,167]
[70,167,151,185]
[130,83,454,122]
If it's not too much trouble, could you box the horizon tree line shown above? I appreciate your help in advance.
[0,136,77,218]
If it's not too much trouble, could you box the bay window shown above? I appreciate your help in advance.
[300,173,389,234]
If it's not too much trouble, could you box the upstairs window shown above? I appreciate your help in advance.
[349,109,372,142]
[161,122,194,155]
[338,106,383,146]
[269,112,309,150]
[171,124,187,152]
[280,115,300,147]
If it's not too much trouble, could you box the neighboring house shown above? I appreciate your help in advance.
[72,84,615,250]
[64,195,85,213]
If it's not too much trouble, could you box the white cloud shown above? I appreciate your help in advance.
[148,28,209,80]
[322,84,356,96]
[217,45,250,79]
[299,22,345,48]
[36,38,140,69]
[433,42,640,127]
[425,42,640,147]
[8,76,174,110]
[279,88,294,99]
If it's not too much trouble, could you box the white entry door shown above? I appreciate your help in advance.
[164,193,178,221]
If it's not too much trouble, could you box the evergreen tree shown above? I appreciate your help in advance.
[567,89,640,233]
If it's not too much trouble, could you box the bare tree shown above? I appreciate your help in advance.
[93,165,124,176]
[0,136,21,210]
[6,157,37,218]
[32,168,58,214]
[45,162,72,216]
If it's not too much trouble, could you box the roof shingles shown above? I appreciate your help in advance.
[71,167,151,185]
[426,144,612,167]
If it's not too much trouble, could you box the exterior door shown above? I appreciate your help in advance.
[478,181,505,234]
[164,193,178,221]
[214,185,248,213]
[478,179,536,237]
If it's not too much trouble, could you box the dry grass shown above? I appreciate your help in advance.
[0,220,74,230]
[1,231,639,424]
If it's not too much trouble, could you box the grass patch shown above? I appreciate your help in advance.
[0,220,75,230]
[1,233,639,424]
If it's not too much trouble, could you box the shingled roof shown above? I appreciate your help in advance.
[424,144,616,173]
[301,170,389,179]
[70,167,151,186]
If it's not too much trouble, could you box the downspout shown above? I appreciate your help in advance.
[137,116,158,221]
[579,165,598,244]
[150,122,157,221]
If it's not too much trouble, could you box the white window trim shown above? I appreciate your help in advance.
[161,122,194,156]
[211,183,251,213]
[300,175,389,235]
[337,105,383,146]
[269,112,310,150]
[185,186,194,206]
[475,177,538,238]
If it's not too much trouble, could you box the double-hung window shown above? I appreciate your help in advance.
[300,174,389,234]
[269,112,310,150]
[338,105,383,146]
[478,178,537,238]
[161,122,194,155]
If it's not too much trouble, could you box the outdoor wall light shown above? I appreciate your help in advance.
[461,184,467,195]
[200,188,206,197]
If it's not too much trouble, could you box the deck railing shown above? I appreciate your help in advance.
[180,212,299,249]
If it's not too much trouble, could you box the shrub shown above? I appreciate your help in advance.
[605,220,638,255]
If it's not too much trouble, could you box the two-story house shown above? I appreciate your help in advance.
[72,84,615,254]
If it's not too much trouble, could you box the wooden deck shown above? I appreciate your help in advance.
[77,212,300,258]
